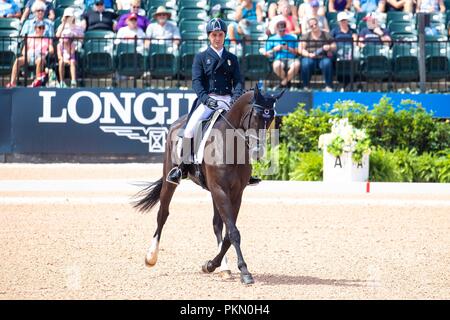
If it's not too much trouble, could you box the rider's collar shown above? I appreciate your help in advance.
[210,46,224,58]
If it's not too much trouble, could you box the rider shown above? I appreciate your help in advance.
[166,17,261,186]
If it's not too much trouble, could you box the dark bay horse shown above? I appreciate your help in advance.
[133,85,285,284]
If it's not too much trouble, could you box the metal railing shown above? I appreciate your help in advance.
[1,36,450,92]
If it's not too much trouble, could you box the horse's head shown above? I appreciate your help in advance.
[243,85,286,160]
[249,84,286,130]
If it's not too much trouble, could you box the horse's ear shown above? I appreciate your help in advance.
[254,84,260,97]
[274,89,286,100]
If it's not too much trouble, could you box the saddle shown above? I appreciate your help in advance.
[176,109,225,190]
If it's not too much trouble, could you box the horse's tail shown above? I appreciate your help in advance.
[133,178,163,213]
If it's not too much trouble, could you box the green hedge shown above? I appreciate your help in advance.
[254,98,450,182]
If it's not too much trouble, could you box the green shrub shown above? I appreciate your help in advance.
[289,152,323,181]
[369,148,402,182]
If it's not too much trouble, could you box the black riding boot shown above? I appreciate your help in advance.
[248,176,261,186]
[166,138,192,185]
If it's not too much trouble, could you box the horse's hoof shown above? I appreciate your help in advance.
[202,261,215,274]
[240,273,254,285]
[144,254,157,267]
[219,270,233,280]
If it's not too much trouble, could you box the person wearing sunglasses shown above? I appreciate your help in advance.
[81,0,117,31]
[300,17,336,91]
[20,1,54,37]
[265,16,301,88]
[7,20,54,88]
[115,0,149,32]
[20,0,55,24]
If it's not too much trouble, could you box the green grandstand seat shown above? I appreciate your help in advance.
[0,18,21,31]
[115,43,145,77]
[361,44,391,80]
[82,38,115,76]
[326,12,338,25]
[181,30,208,40]
[181,0,209,10]
[84,30,115,39]
[178,8,209,22]
[355,12,367,24]
[55,0,78,8]
[179,20,206,33]
[425,42,449,80]
[241,42,271,80]
[145,0,177,9]
[0,38,18,75]
[148,48,178,78]
[388,22,417,38]
[387,12,413,24]
[357,21,367,32]
[392,43,419,81]
[179,41,208,77]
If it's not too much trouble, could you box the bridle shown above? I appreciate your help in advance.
[219,99,276,149]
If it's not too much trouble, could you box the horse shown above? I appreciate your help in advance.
[133,85,285,284]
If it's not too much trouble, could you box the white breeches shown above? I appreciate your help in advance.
[184,94,232,138]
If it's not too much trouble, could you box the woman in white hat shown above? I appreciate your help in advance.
[56,7,84,87]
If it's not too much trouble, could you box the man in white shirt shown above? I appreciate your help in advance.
[145,6,180,50]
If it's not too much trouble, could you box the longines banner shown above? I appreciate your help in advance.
[0,88,310,155]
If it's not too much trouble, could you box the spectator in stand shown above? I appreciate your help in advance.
[81,0,117,31]
[84,0,113,10]
[115,13,146,53]
[268,0,298,20]
[235,0,264,22]
[300,17,336,91]
[116,0,149,31]
[384,0,414,12]
[358,12,392,47]
[265,17,300,88]
[331,11,357,59]
[56,7,84,88]
[328,0,353,12]
[298,0,326,23]
[226,18,251,44]
[275,0,301,35]
[7,20,54,88]
[20,0,54,23]
[416,0,446,12]
[20,1,54,37]
[353,0,385,12]
[145,6,180,51]
[0,0,21,18]
[301,0,330,34]
[116,0,132,11]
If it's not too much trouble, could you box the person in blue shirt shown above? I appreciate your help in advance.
[0,0,21,18]
[353,0,385,12]
[265,17,300,88]
[330,11,357,59]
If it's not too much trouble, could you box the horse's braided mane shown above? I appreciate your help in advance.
[232,89,254,108]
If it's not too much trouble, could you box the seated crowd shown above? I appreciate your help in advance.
[0,0,449,89]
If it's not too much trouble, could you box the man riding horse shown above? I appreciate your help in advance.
[166,18,261,186]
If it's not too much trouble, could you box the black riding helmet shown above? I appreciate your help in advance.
[206,18,227,36]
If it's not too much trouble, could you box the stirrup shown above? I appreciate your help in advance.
[166,166,182,185]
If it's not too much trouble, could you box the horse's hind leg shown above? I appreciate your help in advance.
[145,181,177,267]
[212,201,232,279]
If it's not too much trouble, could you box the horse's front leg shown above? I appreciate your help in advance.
[203,189,254,284]
[212,200,232,279]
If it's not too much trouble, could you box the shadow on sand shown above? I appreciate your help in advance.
[254,273,372,287]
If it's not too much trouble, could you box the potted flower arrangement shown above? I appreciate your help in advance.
[319,118,371,182]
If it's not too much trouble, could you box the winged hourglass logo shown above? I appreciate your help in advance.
[99,126,169,152]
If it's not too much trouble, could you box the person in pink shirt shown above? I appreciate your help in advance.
[7,20,53,87]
